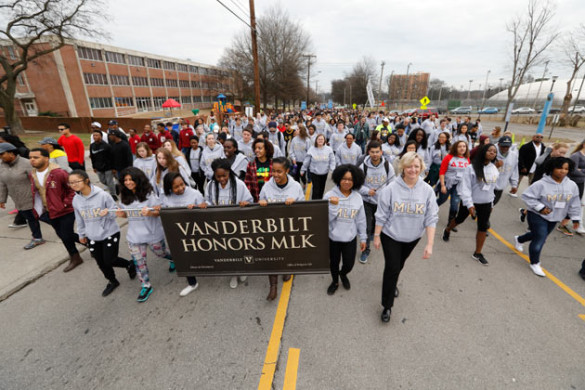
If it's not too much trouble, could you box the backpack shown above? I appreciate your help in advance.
[362,158,390,176]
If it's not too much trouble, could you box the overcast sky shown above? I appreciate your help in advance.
[99,0,584,94]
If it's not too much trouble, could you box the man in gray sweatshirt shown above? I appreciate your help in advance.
[358,141,395,263]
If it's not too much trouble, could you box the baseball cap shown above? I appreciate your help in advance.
[498,136,513,147]
[38,137,59,146]
[268,121,277,129]
[108,120,118,125]
[91,122,102,128]
[0,143,17,154]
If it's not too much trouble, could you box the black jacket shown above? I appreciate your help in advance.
[90,141,113,171]
[111,141,133,172]
[518,141,546,174]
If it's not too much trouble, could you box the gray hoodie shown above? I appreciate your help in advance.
[259,175,304,203]
[301,145,335,175]
[121,192,166,245]
[230,153,249,178]
[382,143,401,162]
[133,156,157,181]
[521,174,581,222]
[238,139,255,162]
[329,130,347,153]
[359,156,395,205]
[457,164,499,208]
[161,186,205,208]
[268,130,285,152]
[496,147,519,190]
[335,142,362,166]
[201,143,225,179]
[375,176,439,242]
[205,177,253,205]
[289,136,312,164]
[72,185,120,241]
[324,187,367,243]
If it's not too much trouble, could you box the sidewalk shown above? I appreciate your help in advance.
[0,153,124,302]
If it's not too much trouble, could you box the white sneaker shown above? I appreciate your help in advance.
[238,275,247,282]
[576,225,585,235]
[508,192,518,198]
[530,263,546,277]
[514,236,524,252]
[229,276,238,289]
[179,283,199,297]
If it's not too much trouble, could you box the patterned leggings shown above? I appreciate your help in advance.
[128,240,172,287]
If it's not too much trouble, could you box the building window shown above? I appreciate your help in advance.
[7,46,17,60]
[153,96,166,108]
[166,79,178,88]
[177,63,189,73]
[190,80,200,89]
[147,58,161,69]
[163,61,176,70]
[17,74,25,86]
[189,65,199,74]
[132,76,149,87]
[150,78,165,87]
[179,80,190,88]
[115,97,134,107]
[78,46,103,61]
[110,74,130,86]
[83,73,108,85]
[89,97,113,109]
[200,68,208,75]
[193,95,202,103]
[128,55,145,67]
[136,97,152,112]
[104,51,126,64]
[181,96,192,104]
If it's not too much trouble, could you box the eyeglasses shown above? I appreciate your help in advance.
[67,180,85,186]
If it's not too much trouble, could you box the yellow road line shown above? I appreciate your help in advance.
[489,228,585,307]
[258,276,294,390]
[304,182,312,201]
[579,314,585,322]
[282,348,301,390]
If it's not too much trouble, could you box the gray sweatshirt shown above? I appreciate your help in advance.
[204,177,253,205]
[359,156,395,204]
[569,151,585,184]
[496,147,519,190]
[201,143,225,180]
[457,164,499,208]
[268,130,285,152]
[259,175,304,203]
[230,153,249,178]
[175,155,191,174]
[238,139,255,162]
[336,142,362,166]
[382,143,401,162]
[440,155,470,189]
[121,192,166,245]
[133,156,157,181]
[301,145,335,175]
[329,130,347,153]
[324,186,367,243]
[72,185,120,241]
[521,175,582,222]
[429,144,448,166]
[161,186,205,207]
[375,176,439,242]
[289,136,312,164]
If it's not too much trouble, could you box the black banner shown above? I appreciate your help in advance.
[159,201,330,276]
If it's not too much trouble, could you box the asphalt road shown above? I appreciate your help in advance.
[1,173,584,390]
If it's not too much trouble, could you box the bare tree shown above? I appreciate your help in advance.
[345,57,377,106]
[218,5,311,111]
[558,25,585,125]
[0,0,108,134]
[504,0,558,117]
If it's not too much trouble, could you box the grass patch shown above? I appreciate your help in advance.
[20,131,90,150]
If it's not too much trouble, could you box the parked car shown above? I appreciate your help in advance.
[537,107,561,114]
[450,106,472,114]
[511,107,536,114]
[569,105,585,114]
[478,107,499,114]
[414,108,439,119]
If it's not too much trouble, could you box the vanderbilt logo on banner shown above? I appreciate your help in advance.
[159,201,330,276]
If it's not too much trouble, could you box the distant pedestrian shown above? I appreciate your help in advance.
[57,123,85,171]
[89,130,116,198]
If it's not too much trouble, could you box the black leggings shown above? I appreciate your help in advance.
[380,233,420,309]
[454,202,493,232]
[191,171,206,195]
[310,172,328,200]
[329,237,357,283]
[40,212,80,255]
[293,162,306,185]
[88,232,131,282]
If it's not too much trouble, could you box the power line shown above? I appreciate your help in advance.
[216,0,250,28]
[229,0,249,18]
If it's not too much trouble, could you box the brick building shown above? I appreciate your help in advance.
[388,72,430,102]
[1,38,232,118]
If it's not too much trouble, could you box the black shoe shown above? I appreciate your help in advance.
[472,252,489,266]
[102,280,120,297]
[127,261,137,280]
[442,228,450,242]
[327,282,338,295]
[451,227,458,233]
[381,308,391,323]
[579,269,585,281]
[340,275,351,290]
[519,208,526,223]
[394,287,399,298]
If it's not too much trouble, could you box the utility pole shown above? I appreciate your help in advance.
[302,54,316,106]
[570,73,585,116]
[387,70,394,103]
[377,61,385,110]
[532,61,549,110]
[479,70,491,117]
[249,0,261,115]
[467,80,473,101]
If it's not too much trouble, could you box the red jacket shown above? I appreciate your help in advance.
[129,135,141,154]
[30,164,75,219]
[140,132,161,152]
[179,128,195,149]
[157,130,173,145]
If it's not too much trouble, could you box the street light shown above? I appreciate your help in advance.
[467,80,473,101]
[549,75,558,92]
[479,70,491,116]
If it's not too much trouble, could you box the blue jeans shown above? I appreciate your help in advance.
[517,211,557,265]
[437,186,461,221]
